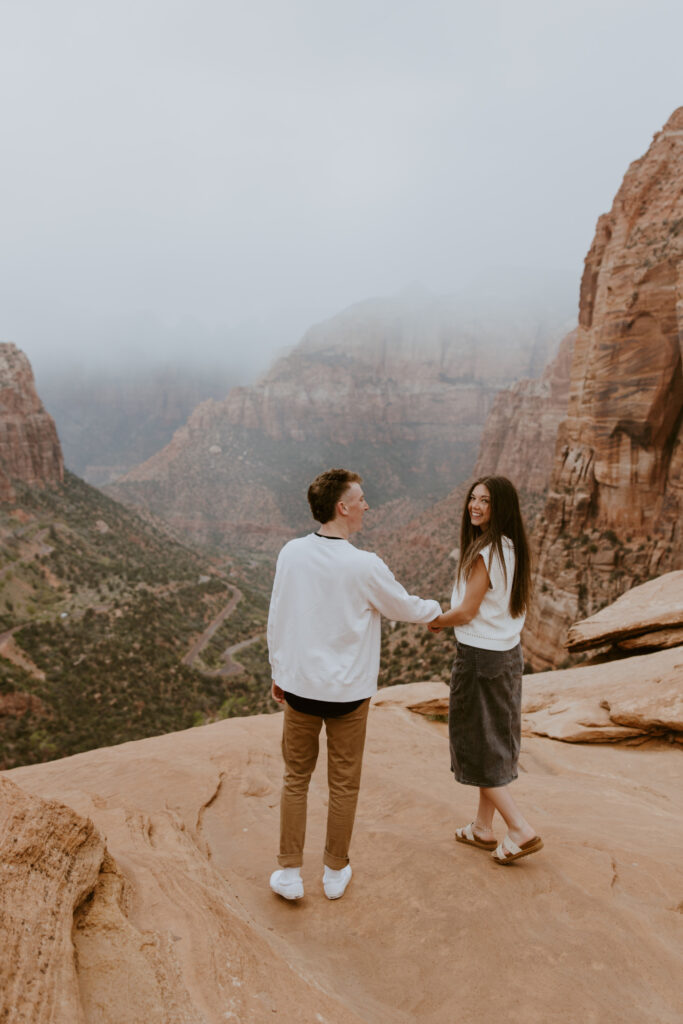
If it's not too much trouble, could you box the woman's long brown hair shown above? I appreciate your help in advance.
[456,475,532,618]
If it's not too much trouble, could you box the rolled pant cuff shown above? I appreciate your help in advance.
[277,856,303,868]
[323,850,349,870]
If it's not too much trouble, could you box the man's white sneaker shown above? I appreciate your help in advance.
[270,868,304,900]
[323,864,352,900]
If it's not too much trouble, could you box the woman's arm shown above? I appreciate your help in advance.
[428,554,489,632]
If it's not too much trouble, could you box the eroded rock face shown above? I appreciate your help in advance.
[379,643,683,744]
[520,646,683,743]
[0,343,64,502]
[108,293,569,551]
[524,108,683,668]
[566,570,683,652]
[0,776,105,1024]
[473,329,575,506]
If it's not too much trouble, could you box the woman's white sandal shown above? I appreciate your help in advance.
[455,822,498,850]
[492,834,544,864]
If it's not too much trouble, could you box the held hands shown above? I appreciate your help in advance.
[428,615,444,634]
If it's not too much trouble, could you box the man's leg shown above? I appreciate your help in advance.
[278,703,323,867]
[323,699,370,870]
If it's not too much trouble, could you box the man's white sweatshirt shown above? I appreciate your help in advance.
[267,533,442,702]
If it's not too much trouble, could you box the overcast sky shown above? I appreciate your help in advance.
[1,0,681,376]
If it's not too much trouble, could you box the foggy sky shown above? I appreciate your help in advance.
[1,0,681,378]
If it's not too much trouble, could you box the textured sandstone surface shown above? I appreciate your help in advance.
[619,626,683,650]
[108,293,569,551]
[0,776,105,1024]
[524,108,683,668]
[521,647,683,743]
[0,344,64,502]
[566,570,683,651]
[3,683,682,1024]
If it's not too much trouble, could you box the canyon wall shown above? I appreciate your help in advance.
[473,329,576,519]
[109,291,570,551]
[366,329,576,605]
[0,343,64,502]
[524,108,683,668]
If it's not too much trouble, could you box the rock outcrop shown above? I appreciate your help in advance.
[524,108,683,668]
[377,642,683,744]
[520,646,683,743]
[0,344,64,502]
[4,681,683,1023]
[0,776,106,1024]
[566,570,683,653]
[108,291,570,551]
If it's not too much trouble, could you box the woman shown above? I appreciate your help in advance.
[428,476,543,864]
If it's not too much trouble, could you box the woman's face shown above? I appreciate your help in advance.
[468,483,491,530]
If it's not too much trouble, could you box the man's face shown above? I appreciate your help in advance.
[339,482,369,534]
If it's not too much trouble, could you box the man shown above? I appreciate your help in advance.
[267,468,442,901]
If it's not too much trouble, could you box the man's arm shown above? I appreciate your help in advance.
[366,556,442,623]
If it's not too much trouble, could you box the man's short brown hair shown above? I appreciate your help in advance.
[307,468,362,524]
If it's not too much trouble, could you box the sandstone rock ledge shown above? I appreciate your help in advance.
[2,691,682,1024]
[379,643,683,744]
[565,571,683,653]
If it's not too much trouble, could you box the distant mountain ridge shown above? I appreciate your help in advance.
[108,290,572,552]
[37,362,236,486]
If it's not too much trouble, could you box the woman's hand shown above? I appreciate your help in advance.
[428,616,443,633]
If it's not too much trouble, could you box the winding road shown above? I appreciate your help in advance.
[182,585,265,677]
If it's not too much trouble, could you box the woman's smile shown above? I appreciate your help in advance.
[468,484,491,528]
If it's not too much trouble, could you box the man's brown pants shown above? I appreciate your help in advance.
[277,698,370,870]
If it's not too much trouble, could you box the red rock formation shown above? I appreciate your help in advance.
[110,293,568,551]
[524,108,683,668]
[365,333,576,608]
[565,570,683,653]
[0,343,64,502]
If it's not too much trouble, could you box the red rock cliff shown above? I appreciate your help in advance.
[473,329,576,514]
[0,344,64,502]
[524,108,683,668]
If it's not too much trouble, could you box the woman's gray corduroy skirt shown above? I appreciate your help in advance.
[448,640,523,788]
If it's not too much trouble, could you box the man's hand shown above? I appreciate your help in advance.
[271,682,285,704]
[428,616,443,634]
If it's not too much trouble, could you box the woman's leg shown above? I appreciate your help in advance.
[480,783,536,846]
[472,788,496,838]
